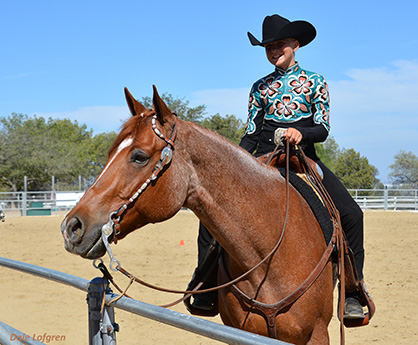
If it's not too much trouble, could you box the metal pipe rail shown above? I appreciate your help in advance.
[0,256,89,291]
[0,257,290,345]
[0,320,46,345]
[107,293,287,345]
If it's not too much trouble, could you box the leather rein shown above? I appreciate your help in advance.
[97,125,293,299]
[95,115,344,335]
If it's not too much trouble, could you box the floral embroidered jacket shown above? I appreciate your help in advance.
[239,63,330,160]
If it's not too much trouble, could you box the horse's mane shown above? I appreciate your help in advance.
[187,121,280,181]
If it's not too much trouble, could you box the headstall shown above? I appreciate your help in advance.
[99,112,177,271]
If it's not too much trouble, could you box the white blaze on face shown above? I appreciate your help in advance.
[90,137,134,188]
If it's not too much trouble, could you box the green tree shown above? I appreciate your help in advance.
[200,114,245,145]
[315,136,340,172]
[0,113,116,191]
[140,93,206,123]
[388,150,418,187]
[140,93,246,144]
[334,148,379,189]
[89,131,118,178]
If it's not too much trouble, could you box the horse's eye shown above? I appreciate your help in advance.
[131,149,149,166]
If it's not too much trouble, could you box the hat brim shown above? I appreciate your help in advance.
[248,20,316,48]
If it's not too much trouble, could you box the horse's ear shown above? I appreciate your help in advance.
[152,85,172,124]
[124,87,147,116]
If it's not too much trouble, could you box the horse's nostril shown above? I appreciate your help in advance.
[67,217,84,244]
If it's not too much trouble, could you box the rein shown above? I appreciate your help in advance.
[96,128,293,300]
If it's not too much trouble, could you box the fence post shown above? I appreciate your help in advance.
[384,188,388,210]
[87,277,118,345]
[415,190,417,211]
[22,191,27,216]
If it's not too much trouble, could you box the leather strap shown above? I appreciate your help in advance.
[221,233,336,339]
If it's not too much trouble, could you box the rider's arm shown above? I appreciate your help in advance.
[239,85,265,154]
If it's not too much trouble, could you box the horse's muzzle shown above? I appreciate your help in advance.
[61,216,106,259]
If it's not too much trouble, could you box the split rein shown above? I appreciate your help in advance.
[94,119,339,312]
[94,118,293,306]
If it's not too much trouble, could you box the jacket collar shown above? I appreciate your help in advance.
[275,62,300,77]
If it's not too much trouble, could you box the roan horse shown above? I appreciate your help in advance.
[61,86,334,344]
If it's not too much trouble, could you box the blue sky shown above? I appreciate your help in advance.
[1,0,417,183]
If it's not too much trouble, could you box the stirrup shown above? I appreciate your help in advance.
[343,297,365,320]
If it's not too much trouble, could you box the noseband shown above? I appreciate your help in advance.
[100,112,177,270]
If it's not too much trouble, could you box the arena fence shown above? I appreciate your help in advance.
[0,320,45,345]
[348,188,418,210]
[0,191,84,216]
[1,188,417,218]
[0,256,289,345]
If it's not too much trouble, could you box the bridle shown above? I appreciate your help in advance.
[99,112,178,271]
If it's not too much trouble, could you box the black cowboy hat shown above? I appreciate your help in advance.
[248,14,316,47]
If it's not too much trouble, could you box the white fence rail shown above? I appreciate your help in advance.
[0,191,85,216]
[1,189,417,217]
[348,189,418,210]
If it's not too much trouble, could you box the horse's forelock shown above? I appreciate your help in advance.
[108,109,155,156]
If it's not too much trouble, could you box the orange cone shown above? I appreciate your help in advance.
[179,239,185,246]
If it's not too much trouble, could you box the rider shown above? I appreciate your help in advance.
[190,14,367,319]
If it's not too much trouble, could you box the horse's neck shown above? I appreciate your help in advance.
[181,123,287,268]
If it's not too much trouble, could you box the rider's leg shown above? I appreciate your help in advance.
[316,161,366,319]
[316,161,365,280]
[197,222,215,269]
[189,222,217,311]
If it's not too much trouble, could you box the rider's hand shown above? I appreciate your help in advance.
[283,128,302,145]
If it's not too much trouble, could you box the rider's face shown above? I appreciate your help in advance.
[265,38,299,70]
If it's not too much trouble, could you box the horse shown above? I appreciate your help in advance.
[61,86,334,344]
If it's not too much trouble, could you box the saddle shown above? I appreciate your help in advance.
[258,146,322,177]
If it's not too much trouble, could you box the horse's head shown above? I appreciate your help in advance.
[61,86,187,259]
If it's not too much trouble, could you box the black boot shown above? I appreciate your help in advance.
[192,291,217,311]
[344,296,365,319]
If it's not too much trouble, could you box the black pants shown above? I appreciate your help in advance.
[316,160,365,280]
[196,160,365,281]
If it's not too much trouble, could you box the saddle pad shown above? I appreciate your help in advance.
[277,168,333,245]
